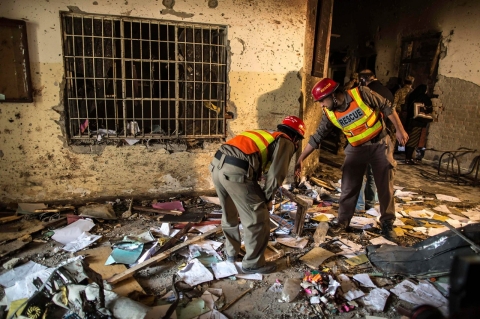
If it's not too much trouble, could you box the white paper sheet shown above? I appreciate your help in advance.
[433,205,451,214]
[232,262,263,280]
[363,288,390,311]
[428,227,450,237]
[366,208,380,217]
[448,214,469,222]
[407,209,435,219]
[344,289,365,301]
[4,267,54,305]
[52,219,95,245]
[211,261,238,279]
[62,232,102,252]
[177,259,214,286]
[436,194,461,202]
[390,280,448,315]
[353,274,377,288]
[0,261,47,288]
[333,238,364,258]
[394,190,418,197]
[369,236,397,246]
[197,310,228,319]
[193,225,218,233]
[349,217,377,229]
[462,209,480,221]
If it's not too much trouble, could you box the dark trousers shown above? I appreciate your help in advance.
[338,136,396,225]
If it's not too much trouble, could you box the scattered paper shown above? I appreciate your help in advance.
[345,254,369,266]
[353,274,377,288]
[369,236,397,246]
[395,190,418,198]
[390,280,448,315]
[448,214,469,222]
[325,275,340,296]
[393,219,405,226]
[193,225,218,233]
[0,261,47,288]
[17,203,47,214]
[462,210,480,221]
[200,289,221,310]
[177,259,214,286]
[427,227,449,236]
[344,289,365,301]
[200,196,221,206]
[63,232,102,253]
[311,213,335,222]
[276,236,309,249]
[233,262,263,280]
[407,210,435,219]
[4,267,54,305]
[366,208,380,217]
[334,238,364,258]
[435,194,461,202]
[363,288,390,311]
[433,205,451,214]
[105,241,144,265]
[349,216,377,230]
[52,219,95,245]
[211,261,238,279]
[338,274,356,294]
[300,247,335,268]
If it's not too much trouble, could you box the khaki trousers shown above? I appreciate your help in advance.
[338,136,397,225]
[210,155,269,269]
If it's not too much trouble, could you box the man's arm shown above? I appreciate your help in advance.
[294,115,333,176]
[360,87,409,145]
[263,137,296,202]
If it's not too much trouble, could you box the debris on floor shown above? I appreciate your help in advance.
[0,172,479,318]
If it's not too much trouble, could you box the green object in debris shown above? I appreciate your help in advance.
[345,254,369,266]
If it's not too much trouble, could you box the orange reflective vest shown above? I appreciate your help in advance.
[225,130,291,171]
[323,88,383,146]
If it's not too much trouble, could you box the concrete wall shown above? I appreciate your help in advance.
[331,0,480,170]
[0,0,306,203]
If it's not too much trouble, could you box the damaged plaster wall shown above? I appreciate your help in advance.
[331,0,480,170]
[0,0,306,203]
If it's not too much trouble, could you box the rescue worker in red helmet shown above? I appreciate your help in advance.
[295,78,408,240]
[211,116,305,274]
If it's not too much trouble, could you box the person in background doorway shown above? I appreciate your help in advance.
[393,75,415,129]
[404,84,433,164]
[210,116,306,274]
[295,78,408,240]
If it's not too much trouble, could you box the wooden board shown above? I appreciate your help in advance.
[0,238,31,258]
[0,220,44,242]
[77,246,145,297]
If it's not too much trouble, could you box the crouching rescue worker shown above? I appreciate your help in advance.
[294,78,409,240]
[210,116,306,274]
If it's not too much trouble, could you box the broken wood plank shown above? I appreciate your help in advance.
[0,216,22,225]
[279,188,308,236]
[0,235,32,258]
[157,223,193,254]
[77,246,145,297]
[107,227,223,284]
[309,177,336,191]
[0,220,45,243]
[133,206,183,216]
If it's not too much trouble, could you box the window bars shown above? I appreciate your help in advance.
[61,12,227,142]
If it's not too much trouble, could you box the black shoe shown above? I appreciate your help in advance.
[328,221,352,236]
[381,222,398,241]
[241,262,276,274]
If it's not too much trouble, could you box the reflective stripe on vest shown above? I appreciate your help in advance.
[323,88,383,146]
[239,130,275,168]
[225,130,289,170]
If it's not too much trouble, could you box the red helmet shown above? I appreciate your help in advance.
[279,116,306,139]
[311,78,339,101]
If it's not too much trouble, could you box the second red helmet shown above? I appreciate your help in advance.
[311,78,339,101]
[280,116,306,138]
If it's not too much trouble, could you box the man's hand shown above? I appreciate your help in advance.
[267,201,273,211]
[396,129,409,146]
[294,161,302,177]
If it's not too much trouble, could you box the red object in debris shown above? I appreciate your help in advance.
[152,200,185,211]
[172,220,221,228]
[66,214,84,224]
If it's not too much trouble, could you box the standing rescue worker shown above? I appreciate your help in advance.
[294,78,408,240]
[210,116,306,274]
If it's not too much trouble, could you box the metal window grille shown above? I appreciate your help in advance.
[61,12,228,143]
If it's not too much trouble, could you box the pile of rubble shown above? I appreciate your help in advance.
[0,176,479,318]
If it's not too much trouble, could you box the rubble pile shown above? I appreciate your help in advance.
[0,176,479,318]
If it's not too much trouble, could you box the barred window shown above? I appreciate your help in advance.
[61,12,228,144]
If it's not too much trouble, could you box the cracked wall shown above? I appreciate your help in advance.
[0,0,306,203]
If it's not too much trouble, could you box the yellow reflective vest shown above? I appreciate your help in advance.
[323,88,383,146]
